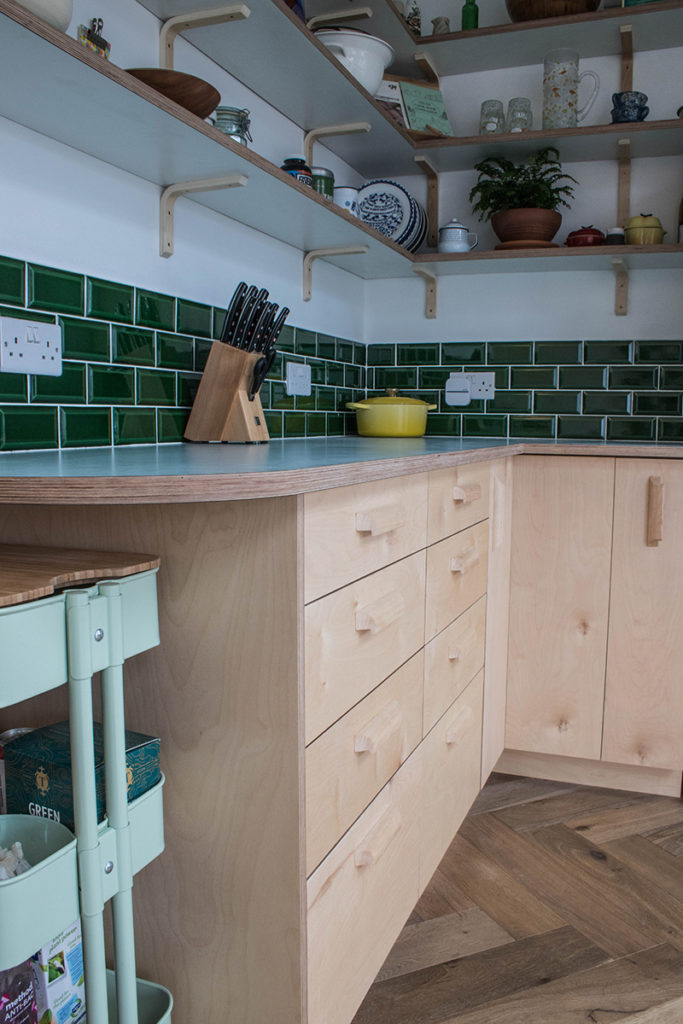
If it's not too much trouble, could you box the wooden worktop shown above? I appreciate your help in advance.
[0,439,681,504]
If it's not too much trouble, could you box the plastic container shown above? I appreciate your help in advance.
[280,156,312,186]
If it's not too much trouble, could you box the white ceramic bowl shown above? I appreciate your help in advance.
[14,0,72,31]
[314,29,394,96]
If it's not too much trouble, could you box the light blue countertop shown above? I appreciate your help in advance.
[0,437,680,504]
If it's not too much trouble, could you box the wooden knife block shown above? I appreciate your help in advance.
[184,342,270,443]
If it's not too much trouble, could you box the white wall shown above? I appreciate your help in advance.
[2,0,681,344]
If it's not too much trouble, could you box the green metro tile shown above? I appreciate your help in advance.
[86,278,133,323]
[0,372,27,402]
[397,343,440,366]
[265,411,282,437]
[113,407,156,445]
[157,408,188,444]
[0,257,24,305]
[310,362,326,386]
[178,373,201,407]
[0,406,58,450]
[353,344,366,366]
[509,415,556,438]
[462,415,507,437]
[366,344,395,366]
[137,369,177,406]
[633,392,681,415]
[306,412,326,436]
[259,382,271,408]
[419,367,453,388]
[283,412,306,437]
[374,367,418,389]
[486,390,531,414]
[345,365,363,388]
[112,326,155,366]
[315,388,336,411]
[425,414,461,436]
[295,392,316,411]
[584,341,632,364]
[136,289,175,331]
[661,366,683,389]
[486,342,532,365]
[0,306,54,324]
[583,391,631,415]
[295,329,317,356]
[317,339,336,360]
[559,366,607,389]
[635,341,683,363]
[60,407,111,448]
[534,391,580,414]
[336,340,354,363]
[658,419,683,442]
[89,365,135,405]
[157,333,194,371]
[534,342,582,365]
[28,264,83,316]
[276,326,295,353]
[326,364,345,386]
[177,299,212,338]
[557,416,605,440]
[443,343,485,364]
[60,317,110,362]
[195,339,213,372]
[510,367,556,389]
[609,366,657,389]
[270,382,294,410]
[606,417,656,441]
[326,413,346,435]
[212,306,227,340]
[31,362,86,403]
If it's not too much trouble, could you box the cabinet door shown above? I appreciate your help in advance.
[603,459,683,770]
[506,456,614,760]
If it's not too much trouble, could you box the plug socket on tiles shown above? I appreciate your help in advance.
[285,362,312,396]
[0,316,62,376]
[445,371,495,407]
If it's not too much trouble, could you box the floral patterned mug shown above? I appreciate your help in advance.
[542,49,599,129]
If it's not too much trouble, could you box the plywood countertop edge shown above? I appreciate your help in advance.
[0,443,681,504]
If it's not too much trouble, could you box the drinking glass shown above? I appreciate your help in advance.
[506,97,532,133]
[479,100,505,134]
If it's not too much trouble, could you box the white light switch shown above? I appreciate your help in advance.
[285,362,312,396]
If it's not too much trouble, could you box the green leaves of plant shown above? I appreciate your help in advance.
[469,147,578,222]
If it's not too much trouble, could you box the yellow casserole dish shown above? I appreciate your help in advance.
[347,389,437,437]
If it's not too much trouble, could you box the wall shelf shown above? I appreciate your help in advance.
[414,243,683,275]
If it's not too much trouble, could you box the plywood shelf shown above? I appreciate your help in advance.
[414,243,683,276]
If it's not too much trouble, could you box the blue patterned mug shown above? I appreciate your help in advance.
[611,91,649,122]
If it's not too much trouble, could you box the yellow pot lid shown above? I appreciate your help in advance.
[347,389,437,410]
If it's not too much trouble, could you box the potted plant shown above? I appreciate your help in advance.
[469,147,577,247]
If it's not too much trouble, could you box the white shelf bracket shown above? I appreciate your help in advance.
[160,174,248,257]
[612,257,629,316]
[414,154,439,249]
[414,50,440,84]
[160,5,250,69]
[303,123,371,168]
[412,266,437,319]
[302,246,368,301]
[306,6,373,31]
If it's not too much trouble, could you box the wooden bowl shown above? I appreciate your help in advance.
[505,0,599,20]
[126,68,220,119]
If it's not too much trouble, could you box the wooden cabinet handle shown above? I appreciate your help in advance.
[646,476,664,546]
[452,483,482,505]
[355,590,404,634]
[355,504,405,537]
[448,626,478,663]
[448,647,461,662]
[354,700,402,754]
[445,705,474,746]
[450,546,479,575]
[354,806,402,868]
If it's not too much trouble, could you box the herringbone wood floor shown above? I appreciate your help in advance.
[353,773,683,1023]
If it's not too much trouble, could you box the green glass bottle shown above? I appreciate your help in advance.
[461,0,478,29]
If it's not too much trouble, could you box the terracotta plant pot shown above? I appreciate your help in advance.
[491,208,562,245]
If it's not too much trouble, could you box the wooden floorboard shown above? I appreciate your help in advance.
[353,774,683,1023]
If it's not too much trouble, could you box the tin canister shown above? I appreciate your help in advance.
[0,728,34,815]
[311,167,334,200]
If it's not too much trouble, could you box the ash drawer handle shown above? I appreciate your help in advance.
[355,505,405,537]
[452,483,482,505]
[448,647,462,662]
[450,546,479,575]
[355,590,404,635]
[445,705,474,746]
[354,700,403,754]
[646,476,664,547]
[448,625,479,662]
[354,806,402,868]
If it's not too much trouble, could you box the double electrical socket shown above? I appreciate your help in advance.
[445,371,496,407]
[0,316,62,376]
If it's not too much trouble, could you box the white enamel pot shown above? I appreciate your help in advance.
[314,29,394,96]
[14,0,73,30]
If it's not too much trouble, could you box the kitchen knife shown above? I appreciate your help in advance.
[248,301,276,353]
[263,306,290,354]
[220,281,248,345]
[241,288,270,351]
[231,285,260,349]
[249,346,277,401]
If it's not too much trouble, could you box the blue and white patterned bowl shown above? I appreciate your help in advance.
[358,179,425,252]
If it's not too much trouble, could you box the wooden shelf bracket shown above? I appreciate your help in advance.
[414,154,439,249]
[303,123,371,168]
[617,137,631,228]
[160,5,251,69]
[620,24,634,92]
[412,266,437,319]
[414,50,440,84]
[160,175,248,257]
[302,246,368,300]
[306,6,372,31]
[612,256,629,316]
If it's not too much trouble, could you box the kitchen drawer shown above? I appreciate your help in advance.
[305,651,423,875]
[420,671,484,890]
[304,474,428,603]
[427,462,491,546]
[425,520,489,642]
[423,595,486,734]
[305,552,426,744]
[307,750,422,1024]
